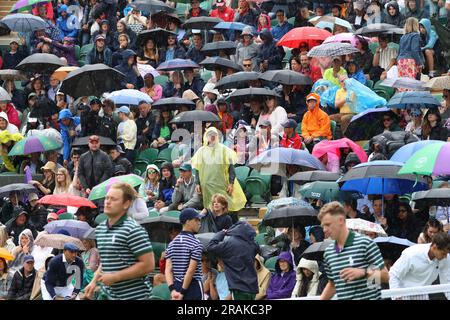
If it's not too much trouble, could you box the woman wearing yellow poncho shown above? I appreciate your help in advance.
[0,130,23,172]
[191,127,247,212]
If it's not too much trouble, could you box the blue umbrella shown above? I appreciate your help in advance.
[1,13,47,32]
[344,107,394,141]
[44,220,92,239]
[156,58,200,71]
[249,147,326,176]
[214,21,252,32]
[106,89,153,105]
[390,140,443,163]
[387,91,441,109]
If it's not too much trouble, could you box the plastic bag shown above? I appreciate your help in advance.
[345,78,387,113]
[320,85,339,109]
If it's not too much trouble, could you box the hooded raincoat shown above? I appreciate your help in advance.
[58,109,81,161]
[114,49,144,89]
[266,251,296,299]
[419,18,438,50]
[291,258,321,297]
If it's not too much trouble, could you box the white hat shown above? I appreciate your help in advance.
[0,111,9,122]
[202,82,220,96]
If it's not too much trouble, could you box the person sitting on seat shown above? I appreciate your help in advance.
[301,93,332,151]
[279,119,302,150]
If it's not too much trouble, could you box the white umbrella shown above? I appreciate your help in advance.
[346,218,387,236]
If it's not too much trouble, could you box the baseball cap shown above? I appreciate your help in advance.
[179,163,192,171]
[64,243,80,252]
[10,39,19,45]
[90,97,101,105]
[23,255,35,263]
[306,93,319,101]
[95,34,106,42]
[28,193,39,201]
[114,145,125,154]
[281,119,297,129]
[216,0,225,6]
[117,106,130,115]
[47,212,59,221]
[179,208,202,224]
[259,119,272,127]
[28,92,37,99]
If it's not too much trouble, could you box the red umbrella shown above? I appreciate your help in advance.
[277,27,332,49]
[37,194,97,209]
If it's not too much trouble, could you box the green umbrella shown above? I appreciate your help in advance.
[8,135,62,156]
[88,174,145,201]
[299,181,357,202]
[398,142,449,176]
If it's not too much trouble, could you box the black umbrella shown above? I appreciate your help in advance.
[72,136,116,147]
[170,110,221,124]
[183,17,223,30]
[263,204,319,228]
[374,236,415,261]
[137,28,177,47]
[228,87,280,103]
[0,183,37,197]
[199,56,242,72]
[29,96,58,118]
[412,189,450,207]
[201,41,237,56]
[289,171,341,184]
[152,97,196,110]
[141,214,181,243]
[214,71,260,90]
[1,13,47,33]
[195,232,215,250]
[344,107,396,141]
[301,240,334,261]
[354,23,399,36]
[151,11,181,28]
[16,53,66,74]
[131,0,175,14]
[59,64,125,98]
[259,70,313,86]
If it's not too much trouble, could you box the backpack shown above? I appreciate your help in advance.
[370,131,419,159]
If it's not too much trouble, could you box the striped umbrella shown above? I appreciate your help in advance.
[8,135,61,156]
[307,42,359,58]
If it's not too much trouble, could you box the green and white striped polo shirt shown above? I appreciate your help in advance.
[323,230,385,300]
[96,214,153,300]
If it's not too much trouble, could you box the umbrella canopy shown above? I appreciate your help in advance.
[354,23,400,36]
[1,13,47,32]
[16,53,66,74]
[346,218,387,236]
[214,71,260,90]
[374,236,415,260]
[0,247,14,261]
[35,232,86,250]
[170,110,221,124]
[195,232,215,250]
[152,97,196,110]
[289,170,340,184]
[312,138,368,164]
[307,42,359,58]
[323,33,371,47]
[183,17,223,30]
[412,188,450,207]
[214,21,250,32]
[106,89,152,106]
[227,87,279,103]
[424,76,450,90]
[258,70,313,86]
[140,212,181,243]
[60,64,125,98]
[301,240,334,261]
[201,41,237,56]
[10,0,50,13]
[390,140,443,163]
[380,77,426,91]
[309,16,353,32]
[45,220,92,239]
[387,91,441,109]
[72,136,116,147]
[0,183,37,197]
[29,96,58,118]
[249,147,326,176]
[83,227,96,240]
[8,135,61,156]
[0,87,11,101]
[156,59,200,71]
[344,107,394,141]
[137,28,177,47]
[131,0,175,13]
[38,194,97,209]
[262,200,319,228]
[299,181,357,202]
[399,142,450,176]
[199,56,242,72]
[89,174,144,201]
[52,66,79,81]
[276,27,331,49]
[340,160,428,195]
[0,69,27,81]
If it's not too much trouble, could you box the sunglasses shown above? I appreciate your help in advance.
[383,118,392,122]
[243,64,252,67]
[148,170,157,174]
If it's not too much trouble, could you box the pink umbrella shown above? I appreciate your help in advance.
[323,33,371,47]
[312,138,368,163]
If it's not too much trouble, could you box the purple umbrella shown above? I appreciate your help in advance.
[156,59,200,71]
[44,220,92,239]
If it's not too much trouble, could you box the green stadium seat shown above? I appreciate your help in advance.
[245,170,271,204]
[137,148,159,164]
[264,256,278,272]
[174,167,180,179]
[164,210,180,219]
[133,168,142,176]
[75,45,80,60]
[235,166,251,190]
[151,242,168,265]
[150,284,171,300]
[255,233,267,246]
[154,148,173,168]
[365,79,374,89]
[94,213,107,225]
[58,213,74,220]
[200,70,212,83]
[80,43,93,64]
[154,75,169,86]
[134,159,149,175]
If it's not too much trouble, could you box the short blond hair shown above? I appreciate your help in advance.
[318,201,346,221]
[110,182,137,203]
[404,17,419,34]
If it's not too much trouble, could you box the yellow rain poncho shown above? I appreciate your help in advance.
[0,130,23,172]
[191,127,247,212]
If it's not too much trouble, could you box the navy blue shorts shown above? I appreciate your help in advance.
[174,280,204,300]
